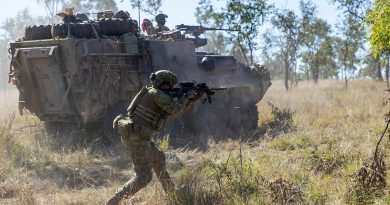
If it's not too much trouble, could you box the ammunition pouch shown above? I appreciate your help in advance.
[113,114,123,131]
[113,114,134,137]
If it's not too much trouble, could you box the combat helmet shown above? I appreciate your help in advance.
[155,13,168,25]
[150,70,177,88]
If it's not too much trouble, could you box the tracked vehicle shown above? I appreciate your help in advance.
[8,16,271,147]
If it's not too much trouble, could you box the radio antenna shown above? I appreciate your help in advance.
[138,0,141,28]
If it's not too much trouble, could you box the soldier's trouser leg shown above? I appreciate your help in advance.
[106,141,153,204]
[150,141,175,193]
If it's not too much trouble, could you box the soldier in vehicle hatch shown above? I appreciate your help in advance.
[56,8,82,23]
[141,19,156,35]
[154,13,170,33]
[105,70,202,205]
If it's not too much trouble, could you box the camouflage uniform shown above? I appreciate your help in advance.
[106,70,195,205]
[142,19,156,35]
[154,13,170,33]
[155,24,170,33]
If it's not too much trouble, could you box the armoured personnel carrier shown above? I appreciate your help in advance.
[8,13,271,147]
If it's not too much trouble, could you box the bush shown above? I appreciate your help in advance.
[254,103,296,139]
[347,152,387,204]
[168,166,221,205]
[267,178,303,204]
[304,148,348,175]
[168,154,305,205]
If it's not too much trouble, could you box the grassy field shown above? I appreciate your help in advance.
[0,80,389,205]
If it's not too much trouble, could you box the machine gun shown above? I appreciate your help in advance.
[164,82,227,104]
[175,24,238,37]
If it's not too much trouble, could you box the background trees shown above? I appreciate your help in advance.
[0,9,50,86]
[193,0,385,90]
[128,0,163,16]
[365,1,390,86]
[36,0,117,21]
[271,9,301,90]
[64,0,117,13]
[196,0,272,65]
[335,13,363,87]
[299,0,332,84]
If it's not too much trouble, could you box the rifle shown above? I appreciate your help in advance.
[164,82,227,104]
[175,24,238,37]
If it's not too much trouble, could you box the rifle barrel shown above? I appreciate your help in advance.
[204,28,238,32]
[210,88,228,90]
[175,24,238,32]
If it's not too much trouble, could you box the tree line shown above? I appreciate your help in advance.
[195,0,384,90]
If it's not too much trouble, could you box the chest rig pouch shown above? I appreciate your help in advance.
[113,115,134,137]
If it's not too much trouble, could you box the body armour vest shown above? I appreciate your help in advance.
[128,87,169,131]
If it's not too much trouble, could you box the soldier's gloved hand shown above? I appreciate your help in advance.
[187,90,203,101]
[185,90,197,99]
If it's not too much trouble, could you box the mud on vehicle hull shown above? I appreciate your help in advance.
[9,23,271,147]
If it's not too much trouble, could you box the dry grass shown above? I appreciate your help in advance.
[0,80,389,204]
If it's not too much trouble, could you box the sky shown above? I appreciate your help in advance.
[0,0,341,29]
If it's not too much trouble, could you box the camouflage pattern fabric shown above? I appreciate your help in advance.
[146,26,156,35]
[154,25,170,33]
[150,70,177,88]
[131,87,191,131]
[154,13,170,33]
[152,87,190,116]
[106,127,174,205]
[106,86,193,205]
[141,19,156,35]
[108,127,174,203]
[114,115,133,137]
